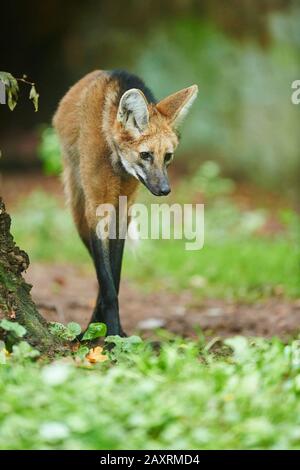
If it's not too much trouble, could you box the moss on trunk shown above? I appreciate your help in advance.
[0,197,68,356]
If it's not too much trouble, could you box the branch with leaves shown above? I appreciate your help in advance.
[0,71,39,112]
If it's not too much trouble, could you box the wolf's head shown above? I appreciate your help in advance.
[112,85,198,196]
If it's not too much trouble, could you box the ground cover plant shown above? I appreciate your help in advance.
[1,325,300,450]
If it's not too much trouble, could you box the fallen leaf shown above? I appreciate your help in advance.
[86,346,108,364]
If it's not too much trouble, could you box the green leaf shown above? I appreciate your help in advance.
[0,72,19,110]
[106,335,142,346]
[49,321,81,341]
[105,335,143,362]
[0,71,17,88]
[29,84,39,112]
[7,89,17,111]
[12,341,40,361]
[0,72,39,112]
[66,322,81,339]
[82,323,107,341]
[75,345,90,360]
[0,319,26,338]
[49,322,66,338]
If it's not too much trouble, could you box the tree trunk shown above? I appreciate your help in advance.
[0,197,68,356]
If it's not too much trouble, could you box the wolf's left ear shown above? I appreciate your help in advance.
[156,85,198,128]
[117,88,149,135]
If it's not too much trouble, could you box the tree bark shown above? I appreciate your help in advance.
[0,197,68,356]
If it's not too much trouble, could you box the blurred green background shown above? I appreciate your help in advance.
[0,0,300,194]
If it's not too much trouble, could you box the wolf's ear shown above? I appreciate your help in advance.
[117,88,149,135]
[156,85,198,128]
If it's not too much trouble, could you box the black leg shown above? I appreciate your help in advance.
[110,206,128,294]
[89,288,102,323]
[89,233,123,336]
[109,208,128,335]
[90,237,126,335]
[79,234,105,329]
[109,237,127,335]
[109,237,125,294]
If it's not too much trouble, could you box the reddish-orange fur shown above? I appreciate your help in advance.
[53,70,197,240]
[53,70,197,335]
[53,71,137,242]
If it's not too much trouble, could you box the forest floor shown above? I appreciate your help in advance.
[2,170,300,450]
[2,169,300,341]
[25,262,300,340]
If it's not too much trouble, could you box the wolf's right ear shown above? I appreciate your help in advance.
[117,88,149,135]
[156,85,198,128]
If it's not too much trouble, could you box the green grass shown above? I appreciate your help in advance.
[1,335,300,449]
[124,238,299,301]
[11,191,90,265]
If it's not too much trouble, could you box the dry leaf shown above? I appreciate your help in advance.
[86,346,108,364]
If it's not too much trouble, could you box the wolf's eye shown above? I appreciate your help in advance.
[164,153,173,164]
[140,152,153,162]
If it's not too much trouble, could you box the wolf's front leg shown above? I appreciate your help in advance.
[89,233,124,336]
[109,236,126,336]
[109,206,127,295]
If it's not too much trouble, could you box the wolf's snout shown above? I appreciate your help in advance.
[158,182,171,196]
[153,174,171,196]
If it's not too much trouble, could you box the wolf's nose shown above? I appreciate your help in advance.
[159,185,171,196]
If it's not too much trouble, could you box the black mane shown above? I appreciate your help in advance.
[109,69,156,104]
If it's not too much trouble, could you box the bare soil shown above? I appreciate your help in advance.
[25,262,300,340]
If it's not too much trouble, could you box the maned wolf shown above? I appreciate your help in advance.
[53,70,198,336]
